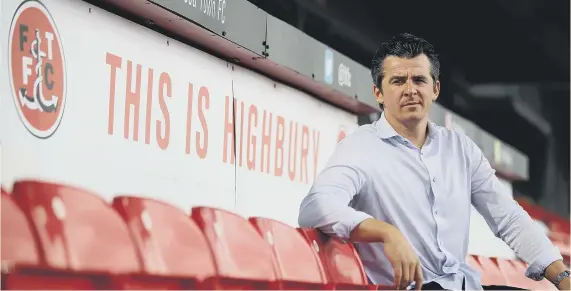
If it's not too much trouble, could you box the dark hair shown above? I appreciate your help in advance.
[371,33,440,91]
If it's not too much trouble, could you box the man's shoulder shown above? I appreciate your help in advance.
[333,124,380,157]
[341,123,378,144]
[353,123,378,136]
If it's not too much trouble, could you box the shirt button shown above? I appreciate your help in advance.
[432,177,436,182]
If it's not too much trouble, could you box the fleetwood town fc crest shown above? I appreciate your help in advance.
[8,0,66,138]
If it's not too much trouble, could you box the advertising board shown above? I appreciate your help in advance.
[0,1,530,260]
[0,0,358,226]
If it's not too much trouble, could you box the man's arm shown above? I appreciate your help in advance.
[298,136,424,290]
[465,135,566,288]
[298,136,374,239]
[298,136,397,241]
[350,218,399,242]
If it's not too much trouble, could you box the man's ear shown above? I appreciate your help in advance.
[374,85,384,105]
[433,80,440,101]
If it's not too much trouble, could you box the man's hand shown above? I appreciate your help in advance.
[349,218,424,289]
[383,227,424,290]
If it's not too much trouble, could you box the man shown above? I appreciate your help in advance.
[298,33,569,290]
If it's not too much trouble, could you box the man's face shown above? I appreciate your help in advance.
[374,54,440,124]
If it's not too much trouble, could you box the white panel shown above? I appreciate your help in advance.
[1,0,236,211]
[468,177,516,258]
[468,206,516,259]
[231,65,358,226]
[0,0,359,223]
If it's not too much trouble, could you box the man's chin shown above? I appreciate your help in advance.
[400,111,426,122]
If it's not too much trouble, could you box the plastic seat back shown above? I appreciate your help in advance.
[476,256,507,286]
[466,255,484,275]
[12,180,141,274]
[191,207,277,289]
[2,190,96,290]
[1,194,42,289]
[1,194,40,266]
[249,217,328,289]
[297,228,374,290]
[550,220,570,235]
[550,231,570,245]
[496,259,529,289]
[113,196,216,283]
[1,187,8,196]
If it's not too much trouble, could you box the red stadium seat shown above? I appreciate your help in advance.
[1,187,8,195]
[1,195,39,266]
[249,217,329,289]
[1,194,54,290]
[297,228,392,290]
[476,256,508,286]
[2,189,100,290]
[10,180,147,289]
[496,259,533,289]
[112,196,217,288]
[550,231,570,245]
[3,186,100,290]
[191,207,277,289]
[549,220,570,235]
[466,255,485,275]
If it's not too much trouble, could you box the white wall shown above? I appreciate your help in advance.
[0,0,358,227]
[467,176,517,259]
[1,0,524,259]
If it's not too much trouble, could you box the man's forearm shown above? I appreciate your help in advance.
[544,260,570,289]
[545,260,567,282]
[349,218,397,243]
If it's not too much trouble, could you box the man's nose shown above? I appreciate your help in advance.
[403,79,418,96]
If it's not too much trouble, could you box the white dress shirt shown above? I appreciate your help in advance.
[298,113,561,290]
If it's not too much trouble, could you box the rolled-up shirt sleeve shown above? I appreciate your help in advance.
[298,136,373,240]
[466,135,562,281]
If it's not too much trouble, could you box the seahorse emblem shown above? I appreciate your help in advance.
[18,29,59,113]
[9,0,66,139]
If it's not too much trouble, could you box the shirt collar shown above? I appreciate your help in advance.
[375,112,438,141]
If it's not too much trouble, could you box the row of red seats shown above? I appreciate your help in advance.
[1,180,391,290]
[467,255,556,290]
[0,181,560,290]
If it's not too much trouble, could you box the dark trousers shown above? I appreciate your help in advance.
[422,279,528,290]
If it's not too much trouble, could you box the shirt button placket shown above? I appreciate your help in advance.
[430,176,443,252]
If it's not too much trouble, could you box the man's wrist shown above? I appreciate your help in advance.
[553,270,571,289]
[545,260,568,283]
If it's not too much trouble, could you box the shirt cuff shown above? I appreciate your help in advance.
[525,247,563,281]
[330,211,373,240]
